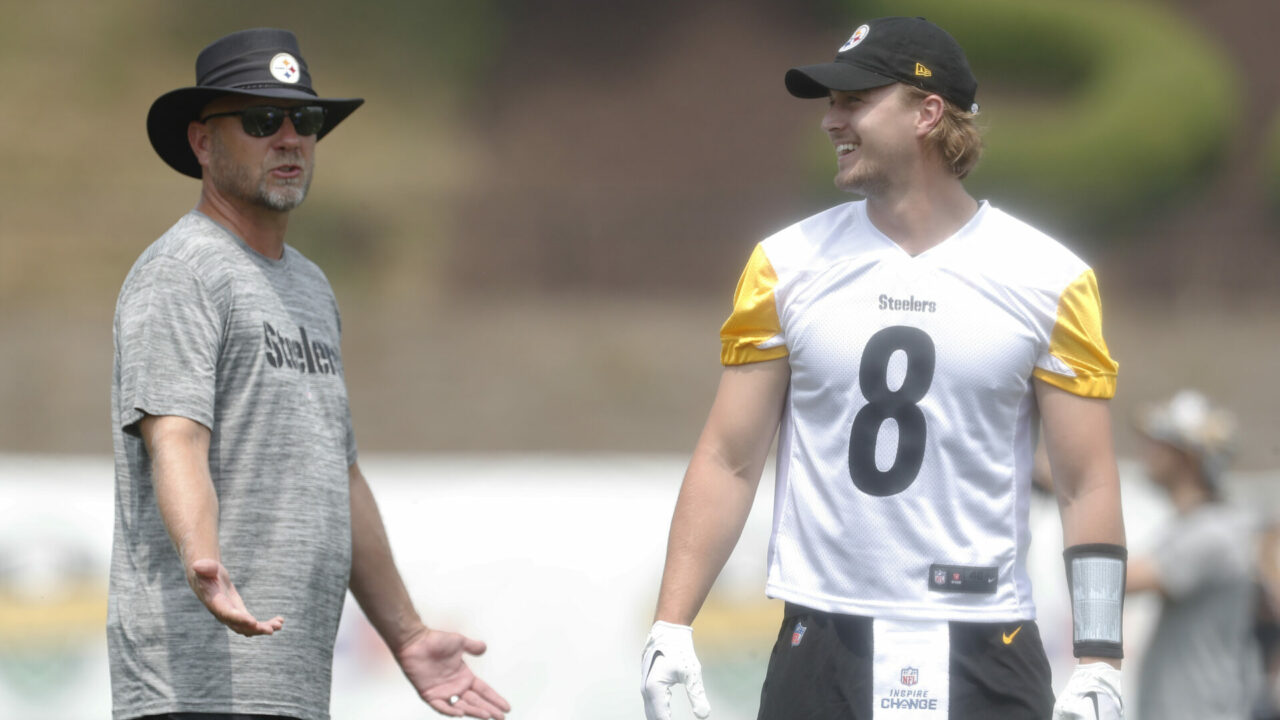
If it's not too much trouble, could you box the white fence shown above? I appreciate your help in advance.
[0,454,1274,719]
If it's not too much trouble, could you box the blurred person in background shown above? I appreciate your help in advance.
[109,28,508,720]
[1256,518,1280,719]
[1126,390,1263,720]
[1255,519,1280,719]
[641,16,1126,720]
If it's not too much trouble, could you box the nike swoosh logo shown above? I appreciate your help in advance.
[1002,625,1022,644]
[1085,690,1100,719]
[645,650,664,682]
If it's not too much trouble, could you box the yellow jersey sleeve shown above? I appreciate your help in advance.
[1033,268,1119,398]
[720,244,789,366]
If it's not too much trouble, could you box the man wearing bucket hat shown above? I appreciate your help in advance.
[1126,391,1264,720]
[642,16,1126,720]
[110,29,509,720]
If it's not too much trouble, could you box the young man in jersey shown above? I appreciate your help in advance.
[641,17,1125,720]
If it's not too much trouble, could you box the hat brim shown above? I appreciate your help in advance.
[147,86,364,178]
[785,62,897,99]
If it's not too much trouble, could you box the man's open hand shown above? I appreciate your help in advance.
[187,558,284,637]
[396,628,511,719]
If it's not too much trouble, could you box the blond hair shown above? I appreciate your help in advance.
[901,85,984,179]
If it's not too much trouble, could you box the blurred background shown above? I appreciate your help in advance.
[1,0,1277,717]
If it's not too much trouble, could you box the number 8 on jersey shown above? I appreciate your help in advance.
[849,326,935,497]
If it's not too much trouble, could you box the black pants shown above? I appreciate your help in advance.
[136,707,296,712]
[757,603,1054,720]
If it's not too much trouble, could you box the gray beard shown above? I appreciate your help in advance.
[254,176,310,212]
[209,135,312,212]
[213,162,311,212]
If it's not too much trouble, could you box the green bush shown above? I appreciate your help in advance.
[839,0,1241,241]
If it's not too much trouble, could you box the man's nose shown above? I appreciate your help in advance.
[821,107,846,133]
[272,116,303,148]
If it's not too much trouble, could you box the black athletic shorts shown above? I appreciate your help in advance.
[136,714,299,720]
[757,603,1054,720]
[136,707,296,712]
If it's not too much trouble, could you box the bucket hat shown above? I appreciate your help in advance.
[147,28,363,178]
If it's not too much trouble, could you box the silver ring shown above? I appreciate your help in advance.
[448,694,461,706]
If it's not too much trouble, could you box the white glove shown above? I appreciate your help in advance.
[1052,662,1123,720]
[641,621,712,720]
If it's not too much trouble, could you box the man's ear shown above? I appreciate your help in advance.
[188,120,213,169]
[916,94,945,137]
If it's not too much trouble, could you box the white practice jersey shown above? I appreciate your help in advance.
[721,200,1117,622]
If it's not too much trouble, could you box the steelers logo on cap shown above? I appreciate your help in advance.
[840,24,870,52]
[269,53,301,84]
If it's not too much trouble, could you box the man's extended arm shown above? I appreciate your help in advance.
[1038,382,1125,546]
[642,359,789,720]
[1037,381,1126,720]
[139,414,283,636]
[654,358,790,625]
[347,462,510,719]
[1037,380,1126,666]
[1125,558,1163,594]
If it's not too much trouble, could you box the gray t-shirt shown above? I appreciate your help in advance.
[1137,503,1263,720]
[108,211,357,720]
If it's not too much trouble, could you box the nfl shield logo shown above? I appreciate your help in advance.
[901,667,919,686]
[791,621,807,647]
[933,568,946,585]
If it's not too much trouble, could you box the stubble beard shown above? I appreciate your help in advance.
[834,158,890,197]
[209,132,313,213]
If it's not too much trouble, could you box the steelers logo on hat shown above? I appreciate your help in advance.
[270,53,301,84]
[840,24,870,52]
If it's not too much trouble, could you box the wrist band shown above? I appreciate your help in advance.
[1064,543,1126,658]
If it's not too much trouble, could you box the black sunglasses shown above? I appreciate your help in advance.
[199,105,327,138]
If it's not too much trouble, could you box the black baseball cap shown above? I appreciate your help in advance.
[785,17,978,112]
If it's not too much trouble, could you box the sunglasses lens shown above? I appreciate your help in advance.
[230,106,325,137]
[241,107,285,137]
[292,106,326,136]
